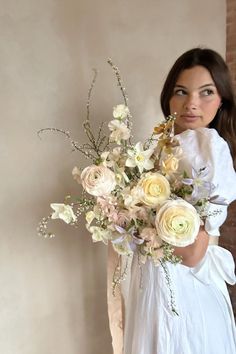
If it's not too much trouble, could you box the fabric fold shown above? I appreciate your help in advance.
[107,242,124,354]
[191,245,236,325]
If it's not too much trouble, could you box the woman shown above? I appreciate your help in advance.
[124,48,236,354]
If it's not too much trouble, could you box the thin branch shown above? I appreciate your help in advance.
[37,127,97,160]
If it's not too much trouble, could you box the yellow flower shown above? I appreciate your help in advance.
[138,172,170,207]
[155,199,200,247]
[161,155,179,176]
[85,211,95,225]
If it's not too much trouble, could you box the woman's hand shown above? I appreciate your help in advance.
[173,226,209,267]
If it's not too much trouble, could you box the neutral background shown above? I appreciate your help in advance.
[0,1,226,353]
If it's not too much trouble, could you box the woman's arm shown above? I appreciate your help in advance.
[173,226,209,267]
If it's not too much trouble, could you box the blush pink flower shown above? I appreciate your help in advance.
[109,210,130,227]
[140,227,163,248]
[96,197,116,217]
[81,165,116,196]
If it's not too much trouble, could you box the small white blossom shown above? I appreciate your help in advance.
[86,225,111,244]
[108,120,131,144]
[113,104,130,120]
[51,203,77,224]
[126,142,154,173]
[122,186,144,208]
[72,166,81,184]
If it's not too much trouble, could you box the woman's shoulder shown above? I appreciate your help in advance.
[176,127,230,154]
[176,127,236,203]
[176,127,224,142]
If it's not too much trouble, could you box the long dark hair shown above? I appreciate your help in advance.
[160,48,236,169]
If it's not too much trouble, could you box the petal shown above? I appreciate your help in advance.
[182,178,193,185]
[125,158,136,168]
[111,234,127,244]
[135,142,143,152]
[143,160,154,171]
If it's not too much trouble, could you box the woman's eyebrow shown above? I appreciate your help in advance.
[174,83,216,89]
[198,83,216,89]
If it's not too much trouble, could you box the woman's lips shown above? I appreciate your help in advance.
[180,115,200,122]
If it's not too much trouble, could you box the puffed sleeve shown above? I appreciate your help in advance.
[176,128,236,236]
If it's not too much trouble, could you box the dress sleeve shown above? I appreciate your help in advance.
[176,128,236,236]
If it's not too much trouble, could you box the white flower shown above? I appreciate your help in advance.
[101,147,123,168]
[100,151,111,167]
[81,165,116,196]
[126,142,154,173]
[108,120,131,144]
[86,225,111,244]
[111,231,134,256]
[72,166,81,184]
[155,199,200,247]
[122,186,144,208]
[112,240,133,256]
[113,104,130,120]
[50,203,77,224]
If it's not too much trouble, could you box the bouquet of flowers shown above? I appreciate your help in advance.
[37,60,223,314]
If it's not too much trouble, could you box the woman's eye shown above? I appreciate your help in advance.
[200,89,214,96]
[173,89,187,96]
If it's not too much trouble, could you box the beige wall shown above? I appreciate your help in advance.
[0,1,225,353]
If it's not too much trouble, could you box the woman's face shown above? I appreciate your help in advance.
[169,65,222,134]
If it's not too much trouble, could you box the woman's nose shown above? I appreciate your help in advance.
[183,95,198,110]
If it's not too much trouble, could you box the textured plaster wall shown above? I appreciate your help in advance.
[0,1,225,353]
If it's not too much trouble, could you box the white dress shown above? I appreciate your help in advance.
[124,128,236,354]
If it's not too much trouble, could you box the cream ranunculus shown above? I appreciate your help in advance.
[138,172,171,207]
[155,199,200,247]
[50,203,77,224]
[81,165,116,196]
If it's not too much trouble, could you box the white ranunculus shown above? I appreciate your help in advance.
[155,199,200,247]
[108,120,131,144]
[81,165,116,196]
[113,104,130,120]
[50,203,77,224]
